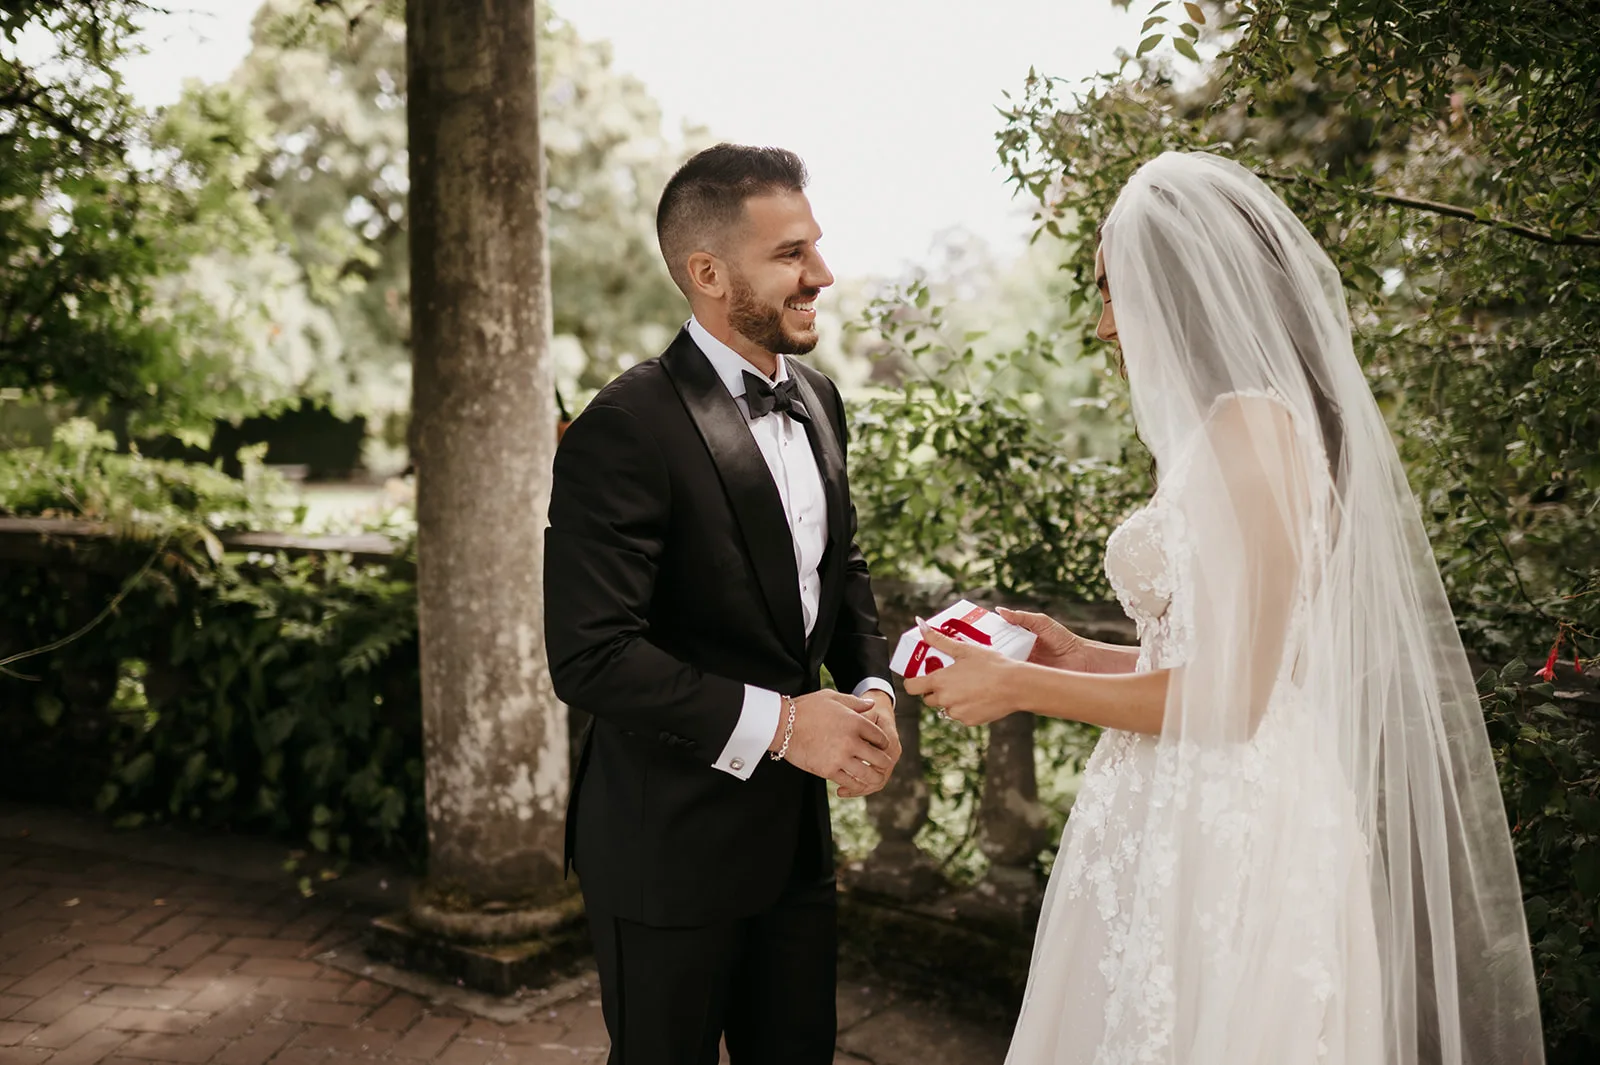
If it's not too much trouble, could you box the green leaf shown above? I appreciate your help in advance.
[1174,37,1201,62]
[1571,795,1600,835]
[118,751,156,785]
[1574,847,1600,898]
[1523,894,1550,933]
[36,694,63,727]
[1137,34,1164,57]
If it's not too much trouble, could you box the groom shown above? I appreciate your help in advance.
[545,144,901,1064]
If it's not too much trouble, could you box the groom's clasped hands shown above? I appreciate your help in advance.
[773,690,902,799]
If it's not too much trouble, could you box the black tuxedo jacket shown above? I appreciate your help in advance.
[545,329,891,928]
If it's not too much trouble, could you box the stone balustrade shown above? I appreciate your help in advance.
[855,581,1135,930]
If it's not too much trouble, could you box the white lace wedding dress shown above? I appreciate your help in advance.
[1004,467,1386,1064]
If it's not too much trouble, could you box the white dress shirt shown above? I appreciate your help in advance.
[685,318,894,780]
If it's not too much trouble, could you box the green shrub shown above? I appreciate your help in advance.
[1482,659,1600,1060]
[0,425,426,883]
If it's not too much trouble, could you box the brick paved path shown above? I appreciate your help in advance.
[0,808,1009,1065]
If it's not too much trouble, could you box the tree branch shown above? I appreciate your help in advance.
[0,82,38,108]
[1262,171,1600,248]
[311,0,385,34]
[1,64,117,153]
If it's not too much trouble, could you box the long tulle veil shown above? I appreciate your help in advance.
[1072,151,1544,1064]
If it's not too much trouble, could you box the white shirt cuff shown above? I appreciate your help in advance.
[853,677,895,707]
[713,685,781,780]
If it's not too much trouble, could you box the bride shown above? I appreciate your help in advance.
[904,152,1544,1065]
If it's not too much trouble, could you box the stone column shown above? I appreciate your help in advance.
[851,691,948,902]
[404,0,575,946]
[849,582,947,901]
[958,687,1050,928]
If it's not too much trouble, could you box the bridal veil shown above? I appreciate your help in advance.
[1063,151,1544,1064]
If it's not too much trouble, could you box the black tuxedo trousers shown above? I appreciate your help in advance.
[544,331,891,1063]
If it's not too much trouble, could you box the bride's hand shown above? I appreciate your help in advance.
[997,608,1084,671]
[902,622,1022,727]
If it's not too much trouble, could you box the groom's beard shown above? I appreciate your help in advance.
[728,274,819,357]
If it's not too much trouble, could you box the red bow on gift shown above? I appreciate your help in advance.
[906,616,992,677]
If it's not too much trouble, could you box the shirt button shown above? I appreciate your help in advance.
[729,757,745,772]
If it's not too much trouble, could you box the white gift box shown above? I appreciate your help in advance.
[889,599,1038,679]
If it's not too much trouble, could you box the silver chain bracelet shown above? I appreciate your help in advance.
[770,695,798,761]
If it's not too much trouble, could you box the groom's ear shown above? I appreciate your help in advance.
[685,251,726,300]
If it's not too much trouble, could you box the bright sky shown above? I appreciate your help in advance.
[123,1,1147,280]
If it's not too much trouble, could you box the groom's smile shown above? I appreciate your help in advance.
[781,287,821,331]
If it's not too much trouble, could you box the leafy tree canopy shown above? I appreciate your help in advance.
[1,0,313,444]
[2,0,696,456]
[1000,0,1600,664]
[236,0,699,439]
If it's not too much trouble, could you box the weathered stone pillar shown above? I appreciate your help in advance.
[957,692,1050,927]
[849,582,947,901]
[851,691,948,901]
[401,0,576,960]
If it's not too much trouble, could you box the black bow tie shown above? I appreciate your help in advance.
[742,371,810,423]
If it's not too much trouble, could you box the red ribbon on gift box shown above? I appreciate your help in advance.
[905,609,992,678]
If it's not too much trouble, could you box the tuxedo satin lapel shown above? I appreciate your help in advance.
[787,367,850,653]
[660,331,806,656]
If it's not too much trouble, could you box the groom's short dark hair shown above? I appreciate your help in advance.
[656,144,809,294]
